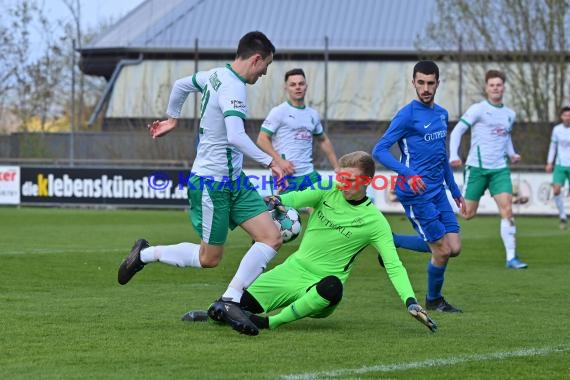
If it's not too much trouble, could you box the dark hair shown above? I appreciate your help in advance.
[236,31,275,59]
[338,151,375,178]
[413,60,439,80]
[284,68,305,82]
[560,106,570,115]
[485,70,506,83]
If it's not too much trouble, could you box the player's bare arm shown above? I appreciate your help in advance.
[257,132,295,175]
[316,134,340,172]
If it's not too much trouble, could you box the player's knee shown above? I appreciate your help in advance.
[199,257,220,268]
[449,246,461,257]
[463,209,476,220]
[260,227,282,251]
[199,252,222,268]
[316,276,343,306]
[269,233,283,251]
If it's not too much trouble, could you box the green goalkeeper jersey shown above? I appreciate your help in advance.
[280,182,416,304]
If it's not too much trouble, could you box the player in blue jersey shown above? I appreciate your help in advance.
[372,60,466,313]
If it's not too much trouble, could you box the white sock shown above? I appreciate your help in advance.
[222,242,277,302]
[500,218,516,261]
[140,243,202,268]
[553,194,566,220]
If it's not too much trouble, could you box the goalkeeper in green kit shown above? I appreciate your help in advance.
[201,151,436,334]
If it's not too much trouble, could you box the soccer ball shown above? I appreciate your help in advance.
[270,206,302,243]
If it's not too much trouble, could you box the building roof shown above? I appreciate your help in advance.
[82,0,438,55]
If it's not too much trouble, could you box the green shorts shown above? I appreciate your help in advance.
[187,172,267,245]
[280,171,322,195]
[552,165,570,186]
[247,257,338,318]
[463,166,513,201]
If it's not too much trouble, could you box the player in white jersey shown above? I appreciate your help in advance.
[449,69,528,269]
[545,106,570,229]
[117,31,287,336]
[257,68,339,194]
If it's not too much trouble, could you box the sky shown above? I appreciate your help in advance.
[2,0,145,59]
[38,0,145,29]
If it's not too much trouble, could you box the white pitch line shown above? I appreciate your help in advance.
[278,345,569,380]
[0,248,125,255]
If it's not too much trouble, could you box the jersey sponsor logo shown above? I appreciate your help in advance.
[491,125,509,137]
[288,114,295,119]
[294,128,312,141]
[231,99,246,111]
[423,122,431,128]
[315,209,353,238]
[323,200,333,208]
[351,217,364,227]
[209,72,221,90]
[423,130,447,141]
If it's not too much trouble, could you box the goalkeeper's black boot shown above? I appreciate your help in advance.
[426,296,462,313]
[207,299,259,336]
[248,314,269,330]
[117,239,149,285]
[181,310,209,322]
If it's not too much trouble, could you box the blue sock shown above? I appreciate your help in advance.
[426,261,446,301]
[392,233,431,253]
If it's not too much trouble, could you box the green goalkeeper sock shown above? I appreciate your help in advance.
[268,286,330,329]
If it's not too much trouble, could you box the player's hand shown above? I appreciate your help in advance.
[510,154,521,164]
[278,158,295,175]
[545,163,553,173]
[408,303,437,332]
[264,195,285,213]
[455,195,467,216]
[148,118,177,139]
[449,159,463,169]
[408,176,426,194]
[269,161,289,191]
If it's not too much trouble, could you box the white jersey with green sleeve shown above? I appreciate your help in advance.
[260,102,324,176]
[168,65,254,181]
[458,100,516,169]
[279,182,416,304]
[547,124,570,166]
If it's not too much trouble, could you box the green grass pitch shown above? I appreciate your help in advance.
[0,207,569,379]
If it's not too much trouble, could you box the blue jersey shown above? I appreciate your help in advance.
[372,100,460,204]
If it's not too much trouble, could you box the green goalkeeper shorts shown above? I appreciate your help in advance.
[247,256,339,318]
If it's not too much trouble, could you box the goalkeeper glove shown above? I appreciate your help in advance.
[407,302,437,332]
[264,195,286,213]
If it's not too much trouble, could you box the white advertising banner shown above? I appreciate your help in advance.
[245,169,568,216]
[0,166,20,205]
[7,165,568,214]
[373,170,569,216]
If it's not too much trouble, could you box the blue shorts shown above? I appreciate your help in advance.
[402,190,460,243]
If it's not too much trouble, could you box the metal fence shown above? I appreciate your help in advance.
[0,120,553,170]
